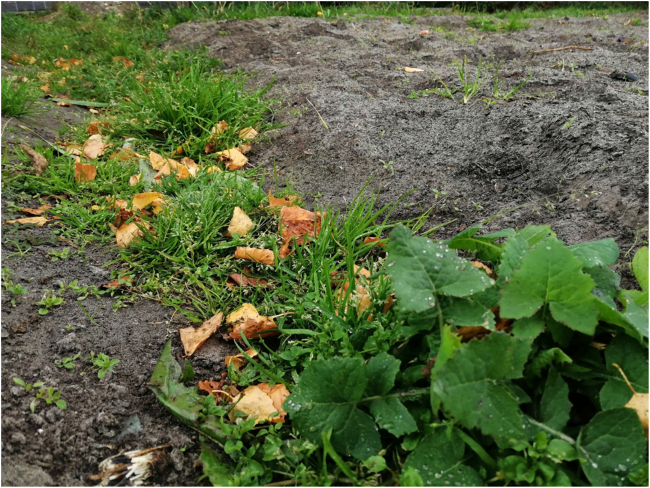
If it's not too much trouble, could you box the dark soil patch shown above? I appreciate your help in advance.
[1,10,648,486]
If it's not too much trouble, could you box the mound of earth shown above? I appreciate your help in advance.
[166,12,648,256]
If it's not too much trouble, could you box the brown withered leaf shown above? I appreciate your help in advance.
[235,247,274,265]
[102,274,133,289]
[132,192,164,211]
[227,383,289,424]
[86,121,109,135]
[236,142,252,154]
[180,157,198,177]
[257,383,290,423]
[224,349,258,372]
[268,190,300,207]
[363,236,386,247]
[3,216,50,227]
[224,303,279,341]
[19,144,48,175]
[83,134,108,159]
[149,151,178,171]
[19,204,52,215]
[113,209,134,228]
[75,162,97,182]
[106,196,128,210]
[115,222,142,248]
[110,148,136,161]
[129,173,142,186]
[214,148,247,170]
[278,206,325,258]
[179,312,223,357]
[112,56,134,67]
[227,207,254,237]
[228,269,270,288]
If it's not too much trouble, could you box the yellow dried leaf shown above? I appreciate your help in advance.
[149,151,178,171]
[86,121,109,135]
[40,84,50,92]
[404,67,424,73]
[228,207,254,237]
[227,385,279,424]
[224,349,258,372]
[239,127,258,140]
[115,222,141,248]
[225,303,279,340]
[132,192,164,211]
[3,216,49,227]
[214,148,247,170]
[235,247,274,265]
[179,312,223,357]
[19,204,52,216]
[83,134,107,159]
[206,165,223,173]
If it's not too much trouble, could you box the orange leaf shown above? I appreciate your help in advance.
[115,222,141,248]
[83,134,108,159]
[224,349,258,372]
[3,216,49,227]
[19,144,48,175]
[149,151,178,171]
[235,247,274,265]
[129,173,142,186]
[179,312,223,356]
[224,303,279,340]
[228,270,270,288]
[239,127,258,140]
[268,190,300,207]
[75,162,97,182]
[180,157,198,176]
[86,121,110,135]
[132,192,164,211]
[19,204,52,215]
[278,206,325,257]
[214,148,247,170]
[363,236,386,247]
[227,383,289,424]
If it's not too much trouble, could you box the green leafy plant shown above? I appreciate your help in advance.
[88,352,120,378]
[453,55,485,103]
[31,386,67,413]
[12,377,44,394]
[49,248,72,262]
[2,267,28,306]
[492,61,532,101]
[54,353,81,370]
[37,290,64,315]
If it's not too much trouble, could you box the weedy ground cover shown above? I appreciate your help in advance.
[1,2,648,486]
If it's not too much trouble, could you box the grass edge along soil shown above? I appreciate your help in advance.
[1,3,649,487]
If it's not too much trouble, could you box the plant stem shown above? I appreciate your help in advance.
[526,418,576,445]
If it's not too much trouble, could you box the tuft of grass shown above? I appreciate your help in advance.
[453,56,485,104]
[1,78,41,117]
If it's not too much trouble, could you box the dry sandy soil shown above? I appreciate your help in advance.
[1,10,648,486]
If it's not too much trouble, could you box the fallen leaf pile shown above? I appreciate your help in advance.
[106,192,166,248]
[9,54,36,65]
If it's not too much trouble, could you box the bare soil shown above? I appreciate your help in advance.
[1,11,648,486]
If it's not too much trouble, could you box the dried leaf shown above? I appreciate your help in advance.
[278,206,325,257]
[151,198,169,215]
[115,222,141,248]
[106,196,128,209]
[129,173,142,187]
[613,363,649,438]
[112,56,134,67]
[3,216,49,227]
[239,127,259,140]
[236,143,252,154]
[404,67,424,73]
[235,247,274,265]
[89,108,100,114]
[268,190,300,207]
[227,207,254,237]
[214,148,247,170]
[103,274,133,289]
[228,270,269,288]
[206,165,223,173]
[83,134,108,159]
[224,303,279,340]
[149,151,178,171]
[363,236,386,247]
[40,84,50,92]
[180,157,199,177]
[19,144,48,175]
[110,148,136,161]
[179,312,223,357]
[224,349,259,371]
[227,383,289,424]
[75,162,97,182]
[215,120,228,135]
[19,204,52,215]
[132,192,164,211]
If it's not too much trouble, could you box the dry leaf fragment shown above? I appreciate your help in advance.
[235,247,275,265]
[363,236,386,247]
[267,190,300,207]
[149,151,178,171]
[227,383,289,424]
[83,134,108,159]
[19,204,52,215]
[228,269,270,288]
[227,207,254,237]
[129,173,142,187]
[278,206,325,257]
[3,217,49,227]
[224,303,279,340]
[106,196,128,210]
[239,127,259,140]
[110,148,136,161]
[214,148,247,170]
[404,67,424,73]
[75,162,97,182]
[115,222,142,248]
[180,157,199,176]
[471,261,495,278]
[236,142,252,154]
[613,363,649,438]
[224,349,259,372]
[206,165,223,174]
[112,56,134,67]
[179,312,223,356]
[86,121,110,135]
[132,192,164,211]
[103,274,133,289]
[19,144,48,175]
[40,84,51,92]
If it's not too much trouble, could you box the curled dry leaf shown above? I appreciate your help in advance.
[363,236,386,247]
[224,349,258,372]
[228,269,270,288]
[404,67,424,73]
[132,192,164,211]
[179,312,223,357]
[113,209,135,228]
[180,157,198,177]
[214,148,247,170]
[89,108,100,115]
[227,383,290,424]
[151,198,168,215]
[106,196,128,209]
[471,261,495,279]
[224,303,279,340]
[115,222,142,248]
[149,151,178,171]
[86,121,109,135]
[3,216,49,227]
[278,206,325,258]
[227,207,254,237]
[235,247,274,265]
[199,377,240,405]
[267,190,300,207]
[110,148,136,161]
[334,266,372,316]
[19,144,48,175]
[83,134,108,159]
[239,127,258,140]
[74,162,97,182]
[19,204,52,215]
[613,363,649,438]
[129,173,142,186]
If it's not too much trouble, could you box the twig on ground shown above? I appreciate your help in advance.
[306,98,330,131]
[532,46,594,55]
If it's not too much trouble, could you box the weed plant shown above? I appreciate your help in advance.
[453,56,485,103]
[1,78,40,117]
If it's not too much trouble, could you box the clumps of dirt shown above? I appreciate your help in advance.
[165,12,648,255]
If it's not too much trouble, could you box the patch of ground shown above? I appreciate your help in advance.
[166,12,648,257]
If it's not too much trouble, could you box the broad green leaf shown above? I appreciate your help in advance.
[577,408,648,486]
[587,266,621,308]
[517,224,554,247]
[370,397,417,437]
[363,456,387,473]
[447,225,515,262]
[283,357,381,460]
[547,439,578,462]
[403,426,483,486]
[440,296,494,328]
[632,246,648,291]
[599,334,648,410]
[526,347,572,378]
[593,297,644,343]
[511,314,545,340]
[430,325,462,415]
[199,444,234,486]
[387,225,494,314]
[628,464,649,486]
[432,333,531,445]
[366,353,400,396]
[499,238,599,335]
[569,239,619,268]
[620,289,649,309]
[497,234,529,288]
[400,466,424,486]
[540,367,571,431]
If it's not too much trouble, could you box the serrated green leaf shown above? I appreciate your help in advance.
[628,464,649,486]
[366,353,400,396]
[632,247,648,291]
[526,347,572,378]
[499,238,599,335]
[432,333,531,445]
[577,408,647,486]
[283,357,381,460]
[517,224,555,247]
[370,397,417,437]
[593,297,644,343]
[447,225,515,262]
[619,293,649,339]
[403,426,483,486]
[497,234,530,290]
[440,296,495,328]
[387,225,494,314]
[599,334,648,410]
[547,439,578,462]
[587,266,621,308]
[199,444,234,486]
[540,367,571,431]
[569,239,619,268]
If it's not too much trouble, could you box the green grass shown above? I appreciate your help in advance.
[1,77,41,117]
